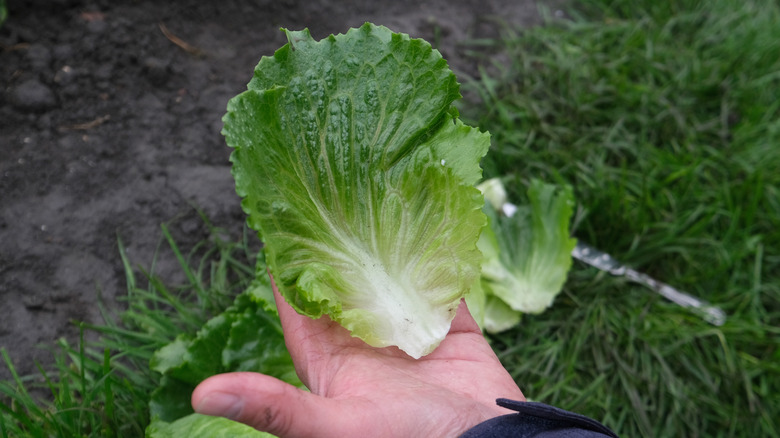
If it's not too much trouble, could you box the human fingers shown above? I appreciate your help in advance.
[268,273,301,328]
[269,273,340,340]
[269,275,364,352]
[192,372,345,437]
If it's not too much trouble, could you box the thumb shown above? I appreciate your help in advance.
[192,372,342,437]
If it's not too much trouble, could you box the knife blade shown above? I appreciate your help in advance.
[572,241,726,326]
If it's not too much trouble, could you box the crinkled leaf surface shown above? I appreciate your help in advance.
[150,314,232,385]
[224,23,489,358]
[148,376,195,425]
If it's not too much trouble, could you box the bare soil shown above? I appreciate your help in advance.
[0,0,551,380]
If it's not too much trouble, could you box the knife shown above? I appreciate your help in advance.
[572,241,727,326]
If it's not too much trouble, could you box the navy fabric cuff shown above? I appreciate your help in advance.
[460,399,619,438]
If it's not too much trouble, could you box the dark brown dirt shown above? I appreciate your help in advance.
[0,0,553,380]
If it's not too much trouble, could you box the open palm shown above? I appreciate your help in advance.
[192,282,525,437]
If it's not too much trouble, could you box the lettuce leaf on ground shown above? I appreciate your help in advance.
[224,23,490,358]
[483,294,522,334]
[476,178,577,330]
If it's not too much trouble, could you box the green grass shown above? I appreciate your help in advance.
[461,0,779,436]
[0,0,7,30]
[2,0,779,436]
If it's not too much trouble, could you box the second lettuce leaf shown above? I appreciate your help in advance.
[473,178,577,333]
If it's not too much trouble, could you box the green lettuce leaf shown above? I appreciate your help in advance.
[483,294,522,333]
[147,413,273,438]
[224,24,489,358]
[147,270,299,437]
[478,179,577,316]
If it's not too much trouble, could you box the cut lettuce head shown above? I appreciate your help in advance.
[477,178,577,324]
[224,24,490,358]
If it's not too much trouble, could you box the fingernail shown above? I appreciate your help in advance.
[195,392,243,420]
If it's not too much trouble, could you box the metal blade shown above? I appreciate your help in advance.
[572,242,726,326]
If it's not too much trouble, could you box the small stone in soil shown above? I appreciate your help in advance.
[10,79,58,112]
[22,293,47,310]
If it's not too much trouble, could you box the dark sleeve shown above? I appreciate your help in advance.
[460,399,619,438]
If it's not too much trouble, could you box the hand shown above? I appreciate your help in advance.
[191,279,525,437]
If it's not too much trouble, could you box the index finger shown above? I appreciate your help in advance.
[268,274,359,380]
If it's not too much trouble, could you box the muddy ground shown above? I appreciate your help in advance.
[0,0,554,380]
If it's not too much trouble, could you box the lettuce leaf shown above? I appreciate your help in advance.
[478,178,577,318]
[146,269,299,437]
[224,24,489,358]
[483,294,522,333]
[147,413,273,438]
